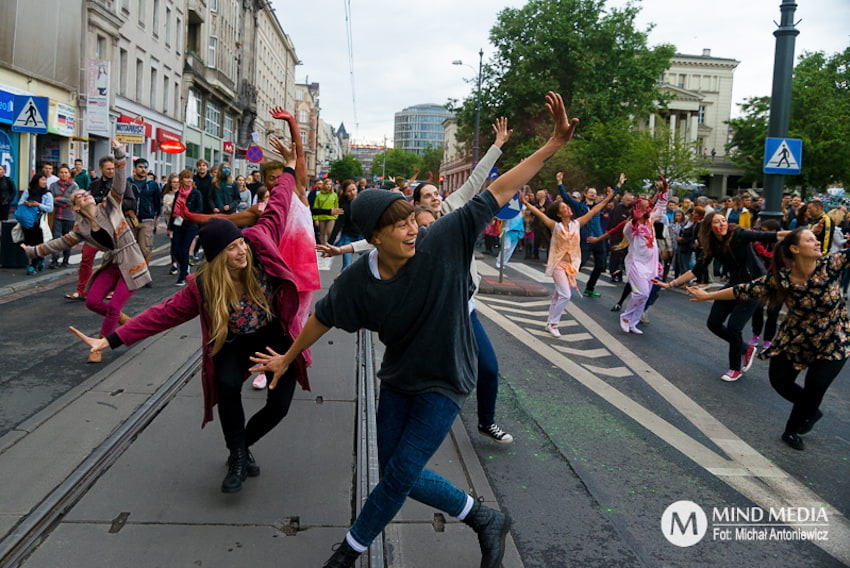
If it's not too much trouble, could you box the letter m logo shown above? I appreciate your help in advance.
[670,512,698,536]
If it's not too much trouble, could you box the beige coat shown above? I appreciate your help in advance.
[24,149,151,290]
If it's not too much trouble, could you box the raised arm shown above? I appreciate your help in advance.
[443,118,510,214]
[485,92,579,208]
[271,106,308,203]
[576,187,614,228]
[107,139,127,203]
[520,191,555,231]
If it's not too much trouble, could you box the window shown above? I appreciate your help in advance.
[205,100,221,137]
[96,35,106,59]
[678,74,686,88]
[207,37,217,69]
[119,49,128,96]
[301,130,307,145]
[223,114,234,142]
[230,55,237,81]
[174,81,180,120]
[152,0,160,37]
[698,105,706,125]
[135,59,144,101]
[186,88,201,128]
[138,0,145,26]
[165,7,171,46]
[210,0,218,12]
[176,17,182,53]
[296,87,304,100]
[150,68,157,108]
[186,142,200,160]
[298,109,308,123]
[162,76,169,113]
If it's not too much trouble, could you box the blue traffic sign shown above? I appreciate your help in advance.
[0,90,15,125]
[246,145,264,163]
[495,192,523,220]
[763,137,802,175]
[11,95,49,134]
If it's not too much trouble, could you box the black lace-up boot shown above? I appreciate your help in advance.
[321,539,361,568]
[221,446,248,493]
[462,501,512,568]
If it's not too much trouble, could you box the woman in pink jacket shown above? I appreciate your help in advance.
[70,110,310,494]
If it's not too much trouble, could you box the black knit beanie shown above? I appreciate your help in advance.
[350,189,405,239]
[198,218,243,262]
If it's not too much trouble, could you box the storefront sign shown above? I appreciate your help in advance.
[0,128,18,181]
[159,140,186,154]
[115,123,146,144]
[86,60,110,136]
[0,90,15,125]
[49,102,76,137]
[223,141,234,154]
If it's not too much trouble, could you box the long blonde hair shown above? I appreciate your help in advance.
[198,243,273,355]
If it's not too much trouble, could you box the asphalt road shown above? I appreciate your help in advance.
[461,256,849,568]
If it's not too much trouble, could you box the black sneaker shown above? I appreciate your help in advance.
[169,266,178,275]
[478,423,513,444]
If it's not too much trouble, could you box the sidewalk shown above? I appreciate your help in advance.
[0,257,523,568]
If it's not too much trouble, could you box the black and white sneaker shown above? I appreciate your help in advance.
[478,423,514,444]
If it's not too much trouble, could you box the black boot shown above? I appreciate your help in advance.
[798,409,823,435]
[229,449,260,477]
[462,501,512,568]
[782,431,805,451]
[221,446,248,493]
[322,539,361,568]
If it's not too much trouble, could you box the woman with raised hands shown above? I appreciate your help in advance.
[251,94,579,568]
[68,110,311,494]
[22,140,145,362]
[522,185,615,336]
[687,228,847,451]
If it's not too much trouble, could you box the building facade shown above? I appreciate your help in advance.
[349,144,386,178]
[316,119,343,178]
[393,103,453,155]
[438,117,473,194]
[294,82,320,179]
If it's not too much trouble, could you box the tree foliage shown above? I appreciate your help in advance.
[726,46,850,191]
[369,148,422,179]
[329,154,363,183]
[420,146,443,182]
[451,0,675,184]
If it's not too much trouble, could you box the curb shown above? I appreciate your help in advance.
[478,277,549,298]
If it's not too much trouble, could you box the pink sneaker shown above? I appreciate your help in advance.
[742,345,757,372]
[252,374,267,389]
[721,369,743,382]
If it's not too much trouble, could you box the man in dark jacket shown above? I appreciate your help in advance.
[0,165,16,221]
[607,191,634,281]
[193,159,213,214]
[127,158,162,267]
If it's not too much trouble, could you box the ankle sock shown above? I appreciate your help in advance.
[345,532,367,553]
[456,495,475,521]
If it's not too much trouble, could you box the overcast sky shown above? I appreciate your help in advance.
[271,0,850,146]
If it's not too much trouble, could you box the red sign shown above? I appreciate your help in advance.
[156,128,182,143]
[245,145,264,163]
[159,140,186,154]
[223,141,234,154]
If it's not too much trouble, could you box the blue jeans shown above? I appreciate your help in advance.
[349,389,467,546]
[471,310,499,427]
[335,233,363,270]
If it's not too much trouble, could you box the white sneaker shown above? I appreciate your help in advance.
[546,324,561,337]
[629,325,643,335]
[619,317,630,333]
[252,374,267,389]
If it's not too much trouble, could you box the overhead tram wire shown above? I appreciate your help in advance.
[343,0,359,132]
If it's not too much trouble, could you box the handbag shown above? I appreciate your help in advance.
[11,223,24,243]
[39,213,52,243]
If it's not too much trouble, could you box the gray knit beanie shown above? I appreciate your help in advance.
[350,189,405,239]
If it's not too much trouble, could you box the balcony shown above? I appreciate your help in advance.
[187,0,206,24]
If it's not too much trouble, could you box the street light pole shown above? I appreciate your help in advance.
[762,0,799,221]
[473,48,483,166]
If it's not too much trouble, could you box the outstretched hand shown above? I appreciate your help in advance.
[492,117,512,147]
[556,171,564,184]
[655,175,669,193]
[618,172,627,187]
[269,135,296,168]
[269,106,294,122]
[686,285,710,302]
[69,326,109,354]
[249,347,290,389]
[545,92,579,143]
[316,243,342,257]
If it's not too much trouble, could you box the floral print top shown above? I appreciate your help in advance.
[734,249,850,369]
[228,265,276,335]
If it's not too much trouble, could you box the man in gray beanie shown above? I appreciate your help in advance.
[250,92,580,568]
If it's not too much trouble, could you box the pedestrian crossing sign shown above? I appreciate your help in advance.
[763,137,802,175]
[11,95,49,134]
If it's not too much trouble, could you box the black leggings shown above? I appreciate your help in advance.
[769,353,845,433]
[213,322,297,451]
[751,303,781,342]
[706,297,759,371]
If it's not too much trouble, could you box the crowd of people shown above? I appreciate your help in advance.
[1,89,846,565]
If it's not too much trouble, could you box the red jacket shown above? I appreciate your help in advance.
[115,169,310,427]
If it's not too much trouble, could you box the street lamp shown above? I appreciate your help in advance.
[453,49,484,165]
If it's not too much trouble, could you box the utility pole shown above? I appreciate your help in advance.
[473,48,483,166]
[761,0,799,221]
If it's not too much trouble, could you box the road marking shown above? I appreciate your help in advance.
[504,314,579,328]
[490,305,550,317]
[552,345,612,359]
[581,364,633,378]
[477,299,850,565]
[476,261,499,276]
[480,295,551,309]
[527,329,593,342]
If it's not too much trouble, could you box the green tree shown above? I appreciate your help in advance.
[420,146,443,182]
[726,47,850,191]
[451,0,675,177]
[630,126,709,192]
[329,154,363,183]
[369,148,422,179]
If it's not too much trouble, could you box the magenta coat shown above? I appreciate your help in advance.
[114,169,310,427]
